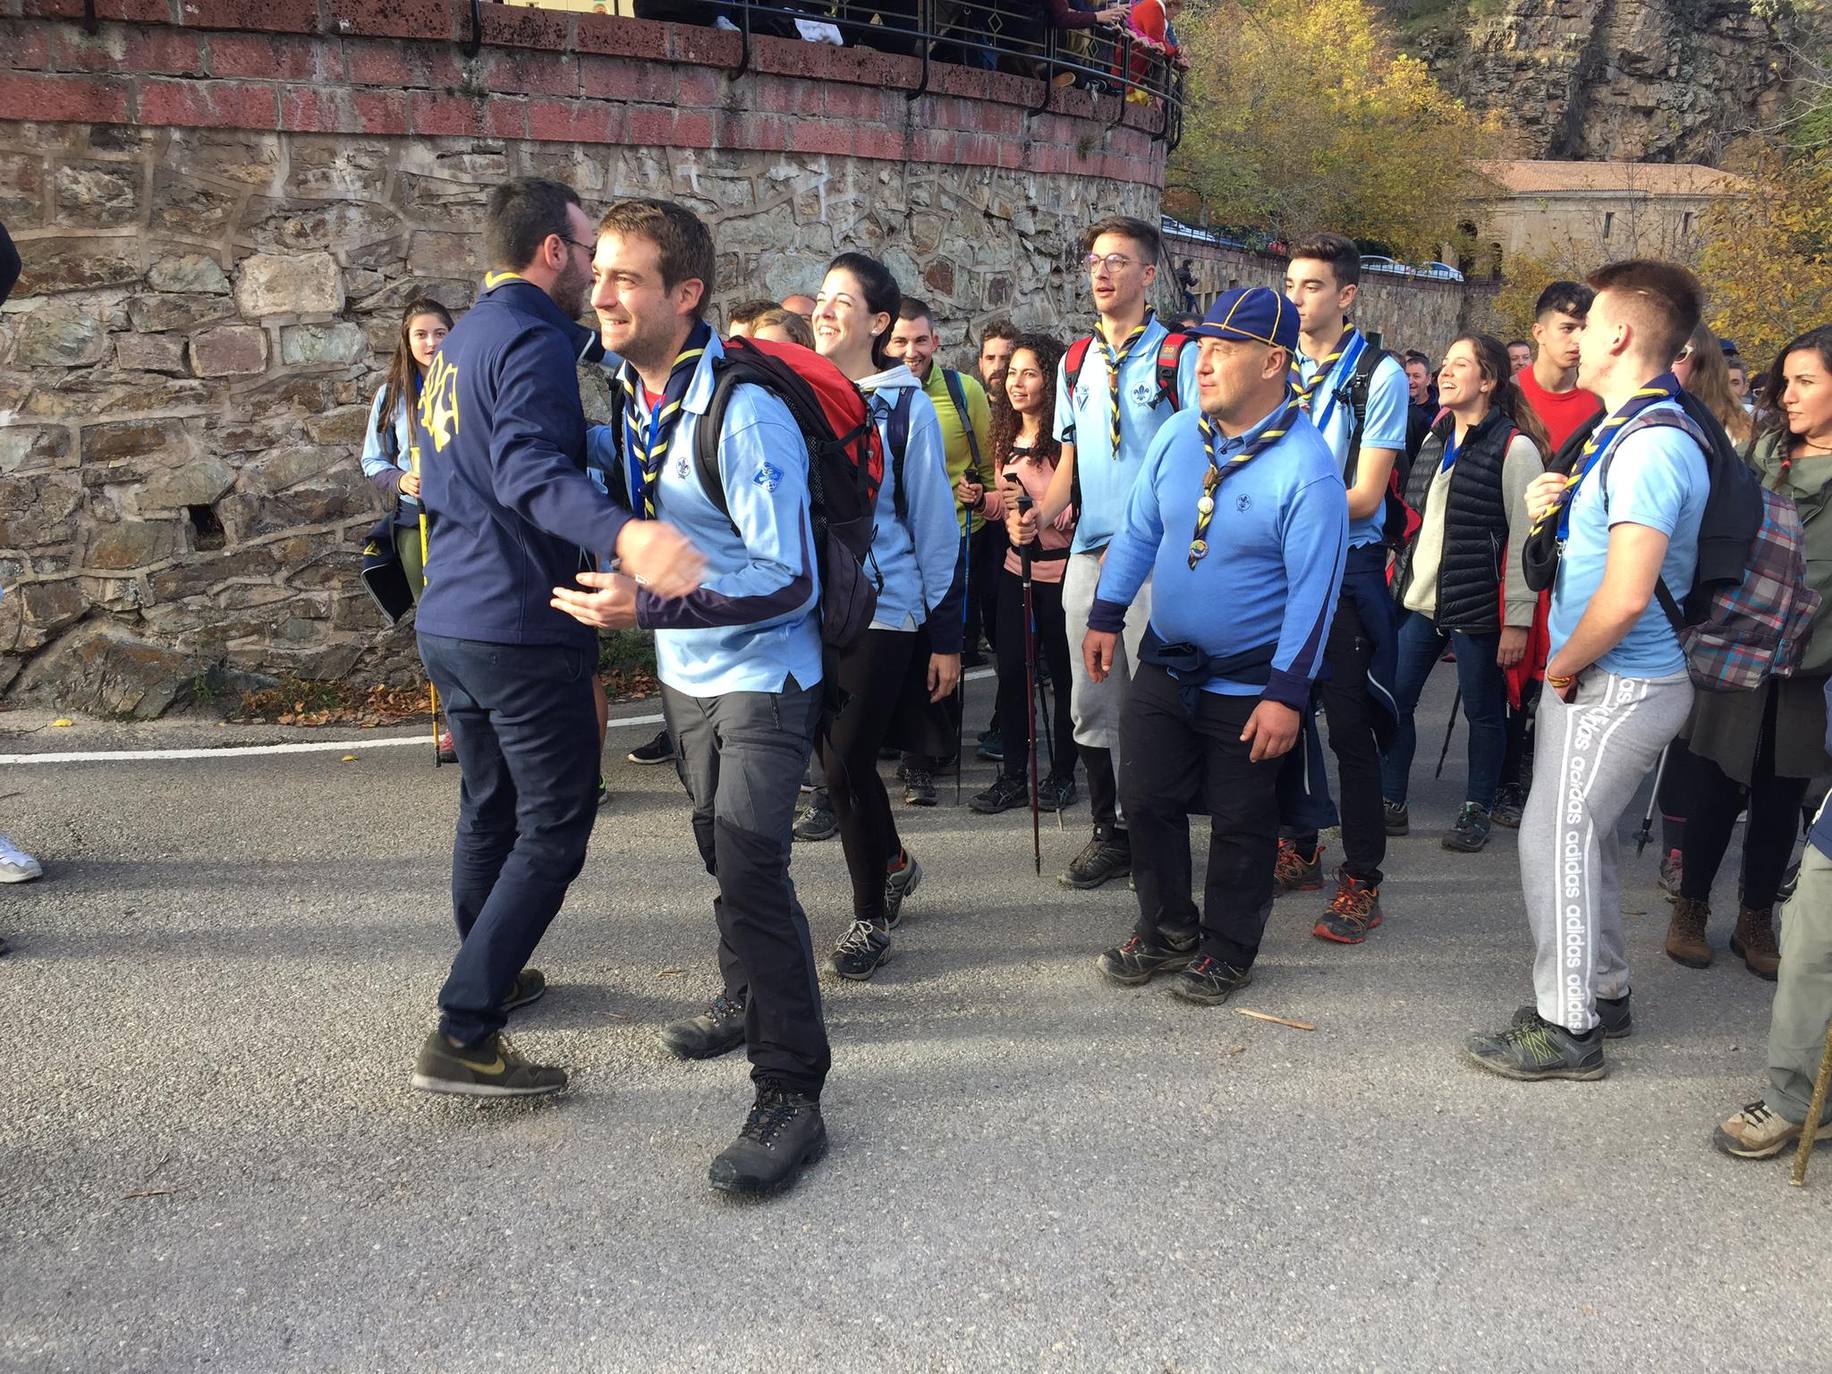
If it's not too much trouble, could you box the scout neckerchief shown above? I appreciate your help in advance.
[1534,371,1682,544]
[1097,311,1155,458]
[1290,325,1366,433]
[619,322,710,519]
[1187,393,1302,568]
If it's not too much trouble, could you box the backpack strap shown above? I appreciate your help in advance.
[1596,407,1709,636]
[939,367,983,473]
[1064,335,1094,406]
[1155,332,1192,411]
[1341,332,1382,488]
[691,361,744,536]
[887,387,914,526]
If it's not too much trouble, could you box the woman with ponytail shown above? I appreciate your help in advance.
[360,297,453,599]
[811,251,962,981]
[1666,324,1832,980]
[1381,333,1552,852]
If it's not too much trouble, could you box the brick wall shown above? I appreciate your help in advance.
[0,4,1177,714]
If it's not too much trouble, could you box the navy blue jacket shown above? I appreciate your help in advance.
[415,275,634,651]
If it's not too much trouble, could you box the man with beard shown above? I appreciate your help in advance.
[410,178,705,1099]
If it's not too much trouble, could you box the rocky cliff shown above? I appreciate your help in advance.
[1398,0,1801,163]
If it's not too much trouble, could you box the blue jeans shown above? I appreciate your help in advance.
[1379,612,1508,810]
[418,632,600,1045]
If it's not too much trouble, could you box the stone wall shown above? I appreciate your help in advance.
[0,3,1175,714]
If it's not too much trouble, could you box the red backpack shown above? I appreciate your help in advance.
[687,336,886,649]
[1063,331,1194,413]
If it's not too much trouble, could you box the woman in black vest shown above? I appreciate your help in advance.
[1381,333,1552,852]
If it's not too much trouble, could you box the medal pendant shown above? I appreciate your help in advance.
[1188,539,1209,564]
[1197,494,1214,517]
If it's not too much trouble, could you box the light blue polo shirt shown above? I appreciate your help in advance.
[1294,331,1409,549]
[1053,313,1201,554]
[1548,403,1707,678]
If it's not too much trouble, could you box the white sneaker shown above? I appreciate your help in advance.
[0,834,43,883]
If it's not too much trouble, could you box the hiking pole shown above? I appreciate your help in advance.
[1018,492,1041,875]
[414,442,442,768]
[1791,1015,1832,1187]
[1434,685,1461,779]
[1636,743,1672,858]
[957,501,973,805]
[1035,663,1064,832]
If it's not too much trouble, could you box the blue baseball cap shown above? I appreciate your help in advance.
[1188,286,1298,354]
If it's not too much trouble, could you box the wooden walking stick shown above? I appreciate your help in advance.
[1789,1014,1832,1187]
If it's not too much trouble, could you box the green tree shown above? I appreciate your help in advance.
[1169,0,1502,259]
[1697,142,1832,362]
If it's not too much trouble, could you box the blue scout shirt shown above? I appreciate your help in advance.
[584,336,822,699]
[1089,402,1348,708]
[1053,313,1201,554]
[1294,332,1409,549]
[1547,402,1708,678]
[859,364,964,652]
[416,275,634,651]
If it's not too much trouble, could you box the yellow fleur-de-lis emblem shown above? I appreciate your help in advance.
[419,353,460,454]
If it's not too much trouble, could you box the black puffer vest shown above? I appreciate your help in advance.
[1392,407,1515,633]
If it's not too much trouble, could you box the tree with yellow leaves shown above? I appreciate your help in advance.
[1169,0,1502,260]
[1697,142,1832,363]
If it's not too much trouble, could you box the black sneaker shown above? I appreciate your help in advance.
[1037,773,1078,812]
[410,1030,567,1098]
[502,968,545,1013]
[1060,827,1130,890]
[1490,783,1525,829]
[1095,931,1197,986]
[1169,955,1252,1006]
[1442,803,1492,852]
[793,802,836,842]
[1383,799,1410,836]
[976,730,1004,762]
[1464,1013,1606,1081]
[831,918,890,980]
[659,992,748,1059]
[708,1086,828,1196]
[884,852,922,929]
[627,729,676,766]
[1512,993,1631,1040]
[970,775,1030,814]
[902,768,937,807]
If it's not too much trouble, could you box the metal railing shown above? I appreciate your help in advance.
[716,0,1185,148]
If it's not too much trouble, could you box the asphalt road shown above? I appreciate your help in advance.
[3,673,1828,1373]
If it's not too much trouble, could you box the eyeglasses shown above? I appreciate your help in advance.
[1084,253,1137,274]
[564,236,597,256]
[1675,343,1695,363]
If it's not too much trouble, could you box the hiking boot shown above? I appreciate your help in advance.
[1712,1101,1832,1160]
[1463,1013,1606,1082]
[708,1086,828,1196]
[1095,931,1197,986]
[1169,955,1252,1006]
[0,834,42,884]
[659,992,748,1060]
[793,801,837,842]
[410,1030,568,1098]
[1037,773,1078,812]
[627,729,675,766]
[976,729,1004,762]
[1274,839,1324,895]
[437,728,458,766]
[1665,896,1713,969]
[1060,827,1131,890]
[1490,783,1525,829]
[970,775,1030,814]
[1658,848,1684,899]
[831,918,890,980]
[884,851,922,928]
[1513,993,1632,1040]
[1383,799,1410,837]
[902,768,937,807]
[1442,803,1492,852]
[1313,867,1383,944]
[502,968,545,1013]
[1730,905,1780,980]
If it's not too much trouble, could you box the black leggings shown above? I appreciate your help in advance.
[819,629,918,923]
[1679,687,1811,912]
[994,568,1077,783]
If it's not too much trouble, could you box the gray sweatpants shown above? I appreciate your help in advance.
[1770,841,1832,1125]
[1522,670,1693,1034]
[1063,550,1152,754]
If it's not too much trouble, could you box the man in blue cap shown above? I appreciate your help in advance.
[1082,287,1349,1005]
